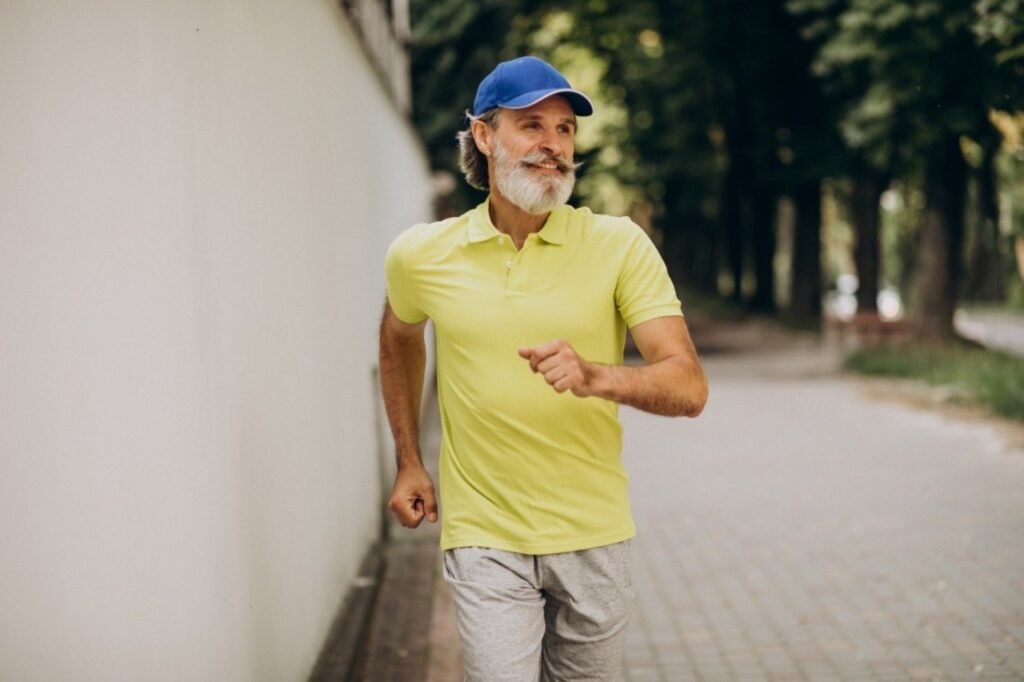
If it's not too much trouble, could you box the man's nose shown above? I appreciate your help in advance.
[538,131,564,158]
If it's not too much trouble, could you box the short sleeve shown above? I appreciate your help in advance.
[614,223,683,328]
[384,230,428,324]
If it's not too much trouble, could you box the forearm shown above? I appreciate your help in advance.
[379,331,427,469]
[589,356,707,417]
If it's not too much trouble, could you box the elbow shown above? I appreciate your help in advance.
[678,375,708,418]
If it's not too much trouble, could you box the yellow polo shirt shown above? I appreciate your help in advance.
[385,200,682,554]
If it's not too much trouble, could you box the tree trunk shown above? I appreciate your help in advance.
[850,163,887,313]
[789,179,822,323]
[749,185,777,312]
[912,136,968,342]
[660,225,686,293]
[661,213,719,298]
[721,92,755,304]
[689,210,719,295]
[659,179,690,289]
[964,144,1005,301]
[721,162,745,303]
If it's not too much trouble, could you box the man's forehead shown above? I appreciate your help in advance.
[503,95,576,119]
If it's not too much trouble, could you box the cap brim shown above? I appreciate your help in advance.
[500,88,594,116]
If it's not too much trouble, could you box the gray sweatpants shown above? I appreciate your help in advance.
[442,540,634,682]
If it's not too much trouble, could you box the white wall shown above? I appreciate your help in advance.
[0,1,432,680]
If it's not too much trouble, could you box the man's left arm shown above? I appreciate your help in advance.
[517,315,708,417]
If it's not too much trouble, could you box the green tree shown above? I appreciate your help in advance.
[790,0,899,316]
[409,1,536,213]
[805,0,1024,340]
[555,0,841,318]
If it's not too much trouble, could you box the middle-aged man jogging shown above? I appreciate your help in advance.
[379,56,708,681]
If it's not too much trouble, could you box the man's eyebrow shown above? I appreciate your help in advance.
[513,112,578,129]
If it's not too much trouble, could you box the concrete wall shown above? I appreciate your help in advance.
[0,1,431,679]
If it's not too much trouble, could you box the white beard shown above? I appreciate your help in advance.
[491,140,578,215]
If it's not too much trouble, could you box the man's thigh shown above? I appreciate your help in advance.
[539,540,634,682]
[442,547,545,682]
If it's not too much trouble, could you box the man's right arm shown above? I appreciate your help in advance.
[378,300,437,528]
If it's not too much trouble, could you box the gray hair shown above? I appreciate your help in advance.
[457,108,501,191]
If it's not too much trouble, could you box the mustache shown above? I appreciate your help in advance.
[519,151,583,173]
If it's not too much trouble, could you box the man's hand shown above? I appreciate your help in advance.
[518,340,596,397]
[388,464,438,528]
[518,319,707,417]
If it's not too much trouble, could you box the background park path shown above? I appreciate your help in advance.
[362,317,1024,681]
[620,317,1024,681]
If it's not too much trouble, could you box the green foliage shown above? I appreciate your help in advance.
[844,344,1024,420]
[408,0,534,210]
[408,0,1024,321]
[975,0,1024,65]
[796,0,1024,168]
[791,0,1024,339]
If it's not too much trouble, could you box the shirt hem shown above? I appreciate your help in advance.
[440,526,636,556]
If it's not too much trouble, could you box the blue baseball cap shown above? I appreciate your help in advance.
[471,56,594,118]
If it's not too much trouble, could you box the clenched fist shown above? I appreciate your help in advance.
[388,464,438,528]
[518,339,596,397]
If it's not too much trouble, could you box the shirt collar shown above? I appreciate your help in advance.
[466,198,568,246]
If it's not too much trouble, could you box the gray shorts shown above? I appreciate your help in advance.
[442,540,634,682]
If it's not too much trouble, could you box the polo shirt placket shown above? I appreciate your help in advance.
[502,234,534,299]
[468,202,567,300]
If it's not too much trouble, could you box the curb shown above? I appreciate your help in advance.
[308,542,386,682]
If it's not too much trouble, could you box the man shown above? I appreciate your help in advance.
[379,56,708,681]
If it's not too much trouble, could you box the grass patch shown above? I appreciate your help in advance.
[844,344,1024,421]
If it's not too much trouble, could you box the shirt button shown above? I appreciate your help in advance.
[497,236,505,245]
[505,259,513,269]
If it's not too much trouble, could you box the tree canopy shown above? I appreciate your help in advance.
[409,0,1024,340]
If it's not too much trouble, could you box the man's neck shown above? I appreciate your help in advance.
[488,190,549,250]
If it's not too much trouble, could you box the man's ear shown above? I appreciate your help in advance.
[470,117,494,157]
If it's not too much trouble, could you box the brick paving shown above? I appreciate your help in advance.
[620,344,1024,681]
[363,333,1024,681]
[359,535,438,681]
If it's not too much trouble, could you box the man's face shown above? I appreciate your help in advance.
[478,96,580,215]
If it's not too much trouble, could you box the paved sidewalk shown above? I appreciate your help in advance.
[359,371,463,681]
[621,343,1024,681]
[363,324,1024,681]
[955,308,1024,357]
